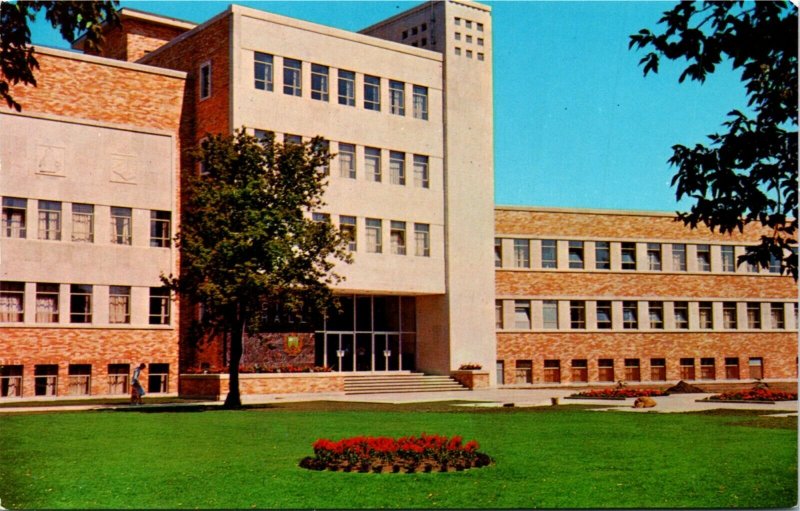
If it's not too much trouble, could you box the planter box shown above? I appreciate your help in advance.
[564,396,627,401]
[180,372,346,400]
[451,370,490,389]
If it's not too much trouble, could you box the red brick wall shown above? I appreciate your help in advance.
[82,17,190,63]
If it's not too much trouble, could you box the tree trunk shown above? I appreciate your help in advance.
[224,317,245,409]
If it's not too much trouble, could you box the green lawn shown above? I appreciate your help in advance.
[0,402,796,509]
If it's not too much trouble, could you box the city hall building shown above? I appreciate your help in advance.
[0,1,795,400]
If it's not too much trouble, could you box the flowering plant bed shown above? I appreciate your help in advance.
[299,434,493,473]
[704,388,798,402]
[566,388,669,399]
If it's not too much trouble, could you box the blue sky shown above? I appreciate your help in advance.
[28,1,747,213]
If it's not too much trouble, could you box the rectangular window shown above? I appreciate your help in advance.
[38,200,61,240]
[515,360,532,384]
[672,243,687,271]
[71,203,94,242]
[284,134,302,146]
[514,301,531,329]
[596,301,612,329]
[413,154,429,188]
[746,255,759,273]
[622,301,638,329]
[680,358,696,380]
[650,358,666,381]
[698,302,713,329]
[621,242,637,270]
[36,283,59,323]
[721,246,735,272]
[389,80,405,115]
[109,285,131,324]
[768,254,781,273]
[110,207,132,245]
[108,363,130,394]
[568,241,584,269]
[649,301,664,329]
[1,365,23,397]
[513,239,530,268]
[595,241,610,270]
[647,243,662,271]
[722,302,737,329]
[570,301,586,329]
[199,62,211,99]
[541,240,557,268]
[35,365,58,396]
[339,216,357,251]
[283,58,302,96]
[543,360,561,383]
[598,359,614,382]
[495,300,503,329]
[254,52,274,91]
[494,238,502,268]
[149,288,170,325]
[725,357,740,380]
[696,244,711,271]
[366,218,382,253]
[700,357,716,380]
[2,197,27,238]
[674,301,689,329]
[70,284,92,324]
[364,75,381,111]
[389,151,405,185]
[542,300,558,329]
[68,364,91,396]
[338,143,356,179]
[624,359,641,381]
[747,302,761,329]
[770,303,785,329]
[365,147,381,182]
[310,63,329,101]
[390,221,406,255]
[312,212,330,223]
[571,359,588,382]
[414,223,430,257]
[412,85,428,120]
[0,282,24,322]
[338,69,355,106]
[148,363,169,393]
[150,211,171,248]
[748,357,763,379]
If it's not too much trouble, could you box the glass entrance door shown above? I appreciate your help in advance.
[325,333,354,372]
[374,333,401,371]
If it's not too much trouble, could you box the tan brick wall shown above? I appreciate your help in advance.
[180,373,345,399]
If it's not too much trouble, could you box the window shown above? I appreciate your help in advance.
[770,303,785,329]
[339,216,357,251]
[721,246,735,272]
[672,243,687,271]
[338,143,356,179]
[455,32,462,41]
[477,22,484,31]
[674,301,689,329]
[364,75,381,111]
[310,64,329,101]
[36,283,59,323]
[38,200,61,240]
[680,358,695,380]
[725,357,740,380]
[35,365,58,396]
[494,238,502,268]
[700,358,716,380]
[0,282,24,322]
[283,58,302,96]
[254,52,274,91]
[414,223,430,257]
[568,241,584,269]
[543,360,561,383]
[199,62,211,99]
[541,240,557,268]
[698,302,713,329]
[70,284,92,323]
[284,134,302,145]
[366,218,382,253]
[466,34,473,43]
[365,147,381,182]
[413,154,429,188]
[571,359,588,382]
[109,286,131,324]
[465,20,473,28]
[150,211,171,248]
[477,52,485,61]
[746,254,759,273]
[110,207,132,245]
[108,364,130,394]
[769,253,781,273]
[495,300,503,329]
[389,80,405,115]
[649,301,663,329]
[647,243,662,271]
[696,244,711,271]
[650,358,666,381]
[1,365,23,397]
[389,151,405,185]
[595,241,610,270]
[514,301,531,329]
[542,300,558,329]
[148,363,169,393]
[390,221,406,255]
[2,197,26,238]
[624,359,641,381]
[312,212,330,223]
[596,301,612,329]
[622,301,638,329]
[454,17,461,25]
[513,239,530,268]
[71,203,93,242]
[748,357,763,379]
[515,360,532,384]
[621,242,636,270]
[747,302,761,329]
[149,288,170,325]
[338,69,355,106]
[477,37,484,46]
[722,302,737,329]
[466,50,473,59]
[68,364,91,396]
[412,85,428,120]
[598,359,614,382]
[570,301,585,329]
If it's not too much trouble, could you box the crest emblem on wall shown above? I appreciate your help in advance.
[285,335,302,355]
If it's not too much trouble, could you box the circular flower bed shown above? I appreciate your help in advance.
[709,389,797,402]
[299,434,493,473]
[569,388,669,399]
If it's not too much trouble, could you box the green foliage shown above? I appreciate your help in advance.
[630,1,798,279]
[0,1,119,111]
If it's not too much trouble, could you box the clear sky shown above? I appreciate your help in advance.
[28,1,748,213]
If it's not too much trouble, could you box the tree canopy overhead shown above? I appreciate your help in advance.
[630,1,797,279]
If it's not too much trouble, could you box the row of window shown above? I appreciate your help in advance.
[311,214,431,257]
[454,17,485,31]
[1,197,171,247]
[400,21,431,48]
[497,299,797,331]
[496,238,784,274]
[500,356,766,385]
[453,47,486,61]
[0,283,170,326]
[0,363,169,398]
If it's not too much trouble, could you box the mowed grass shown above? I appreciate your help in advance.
[0,403,796,509]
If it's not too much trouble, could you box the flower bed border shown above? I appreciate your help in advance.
[697,398,777,405]
[563,396,627,401]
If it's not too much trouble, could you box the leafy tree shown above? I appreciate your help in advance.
[163,130,350,408]
[0,1,119,111]
[630,1,797,279]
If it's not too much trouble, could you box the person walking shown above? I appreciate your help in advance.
[130,363,146,405]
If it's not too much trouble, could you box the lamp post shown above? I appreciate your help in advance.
[336,350,345,372]
[383,350,391,371]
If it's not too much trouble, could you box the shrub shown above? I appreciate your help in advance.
[570,388,669,399]
[709,389,797,402]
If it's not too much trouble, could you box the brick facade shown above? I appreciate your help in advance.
[180,373,346,399]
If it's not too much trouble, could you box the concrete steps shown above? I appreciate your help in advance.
[344,372,469,394]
